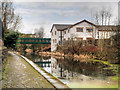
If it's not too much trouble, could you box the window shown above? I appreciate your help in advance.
[59,41,61,45]
[64,31,66,34]
[68,38,70,41]
[97,32,99,39]
[87,28,93,32]
[94,39,98,46]
[68,30,70,33]
[55,31,56,35]
[86,38,92,44]
[55,39,57,43]
[88,40,92,44]
[53,39,54,43]
[76,27,83,32]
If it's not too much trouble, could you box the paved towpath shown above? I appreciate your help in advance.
[2,51,55,88]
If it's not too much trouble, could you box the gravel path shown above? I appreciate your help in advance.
[2,52,55,88]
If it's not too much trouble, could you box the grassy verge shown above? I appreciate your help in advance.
[2,54,11,80]
[68,83,118,88]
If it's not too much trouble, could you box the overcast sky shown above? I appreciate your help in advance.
[13,1,118,38]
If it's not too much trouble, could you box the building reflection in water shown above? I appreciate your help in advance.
[25,53,115,80]
[51,56,116,81]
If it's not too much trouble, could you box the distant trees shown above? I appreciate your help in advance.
[93,7,119,63]
[34,27,44,38]
[94,7,112,26]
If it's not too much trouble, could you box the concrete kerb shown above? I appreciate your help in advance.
[18,54,70,89]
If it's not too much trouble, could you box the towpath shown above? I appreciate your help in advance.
[2,51,55,88]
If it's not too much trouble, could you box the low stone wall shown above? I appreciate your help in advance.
[19,54,70,89]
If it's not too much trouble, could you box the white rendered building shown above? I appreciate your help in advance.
[50,19,117,51]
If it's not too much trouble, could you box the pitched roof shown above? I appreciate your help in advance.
[50,19,97,32]
[50,24,72,32]
[98,25,118,31]
[69,19,97,29]
[50,19,117,32]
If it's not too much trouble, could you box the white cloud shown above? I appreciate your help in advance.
[14,2,118,38]
[12,0,120,2]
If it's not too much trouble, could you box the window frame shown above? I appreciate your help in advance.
[53,39,54,43]
[86,28,93,32]
[76,27,83,32]
[55,31,56,35]
[68,30,70,33]
[64,31,66,34]
[55,39,57,43]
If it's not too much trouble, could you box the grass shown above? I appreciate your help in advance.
[111,76,119,81]
[88,59,119,72]
[87,58,119,83]
[89,59,112,66]
[68,82,118,88]
[2,54,11,80]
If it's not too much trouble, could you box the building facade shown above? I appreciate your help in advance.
[50,19,117,51]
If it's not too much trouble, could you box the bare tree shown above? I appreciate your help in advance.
[94,7,119,63]
[0,1,21,32]
[34,27,44,38]
[95,8,112,26]
[94,7,113,41]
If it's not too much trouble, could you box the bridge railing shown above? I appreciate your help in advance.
[20,38,51,44]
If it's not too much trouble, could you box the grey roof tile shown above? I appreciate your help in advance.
[54,24,72,30]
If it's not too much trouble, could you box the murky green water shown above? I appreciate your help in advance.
[24,53,118,88]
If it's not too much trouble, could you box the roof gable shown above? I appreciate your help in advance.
[50,24,72,32]
[69,19,97,29]
[50,19,97,32]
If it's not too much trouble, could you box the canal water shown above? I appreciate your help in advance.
[24,53,118,88]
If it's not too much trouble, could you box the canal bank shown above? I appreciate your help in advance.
[2,51,69,89]
[22,52,119,89]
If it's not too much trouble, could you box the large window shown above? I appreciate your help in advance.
[87,28,93,32]
[76,27,83,32]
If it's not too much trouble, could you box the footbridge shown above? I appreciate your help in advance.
[20,38,51,44]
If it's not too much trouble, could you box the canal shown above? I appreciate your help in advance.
[24,53,118,88]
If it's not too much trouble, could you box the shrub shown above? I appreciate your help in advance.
[4,31,20,50]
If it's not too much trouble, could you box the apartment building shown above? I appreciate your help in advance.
[50,19,117,51]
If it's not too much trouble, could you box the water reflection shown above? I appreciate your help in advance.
[51,57,116,81]
[35,61,51,68]
[24,53,117,87]
[24,53,51,73]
